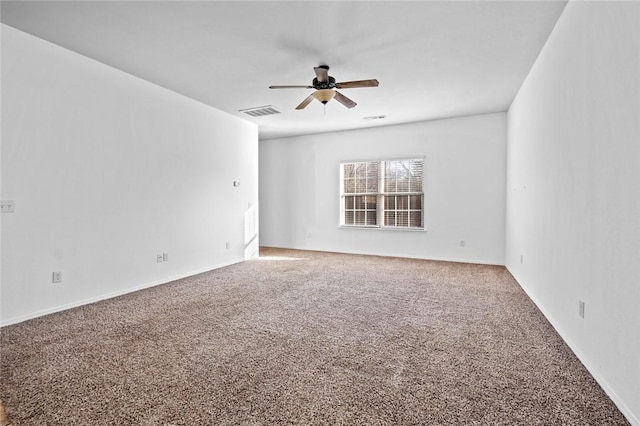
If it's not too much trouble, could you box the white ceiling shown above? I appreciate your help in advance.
[1,1,567,140]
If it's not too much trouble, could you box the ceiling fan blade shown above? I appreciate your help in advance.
[335,79,379,89]
[269,85,313,89]
[334,91,357,109]
[314,66,329,83]
[296,94,315,110]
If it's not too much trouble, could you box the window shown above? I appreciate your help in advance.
[340,158,424,229]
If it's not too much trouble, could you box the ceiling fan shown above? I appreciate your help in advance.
[269,65,379,110]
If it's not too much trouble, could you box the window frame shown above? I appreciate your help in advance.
[339,157,425,231]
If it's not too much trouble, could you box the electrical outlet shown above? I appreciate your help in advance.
[226,242,230,249]
[460,240,465,247]
[163,253,168,262]
[52,271,62,283]
[520,254,524,264]
[157,254,163,263]
[578,300,585,318]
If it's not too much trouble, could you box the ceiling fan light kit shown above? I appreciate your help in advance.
[313,89,336,104]
[270,65,379,110]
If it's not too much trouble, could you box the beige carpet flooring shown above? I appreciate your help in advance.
[0,248,630,425]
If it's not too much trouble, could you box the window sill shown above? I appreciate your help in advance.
[339,225,427,232]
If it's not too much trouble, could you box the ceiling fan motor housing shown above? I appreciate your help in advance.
[313,76,336,90]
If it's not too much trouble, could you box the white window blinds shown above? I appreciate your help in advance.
[342,161,379,226]
[340,158,424,229]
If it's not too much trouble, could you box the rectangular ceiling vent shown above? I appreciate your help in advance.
[239,105,281,117]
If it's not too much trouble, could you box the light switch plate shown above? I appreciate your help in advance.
[1,200,15,213]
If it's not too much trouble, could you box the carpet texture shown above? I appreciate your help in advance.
[0,248,629,425]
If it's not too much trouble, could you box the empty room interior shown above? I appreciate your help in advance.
[1,1,638,425]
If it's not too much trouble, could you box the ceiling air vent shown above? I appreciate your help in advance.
[239,105,281,117]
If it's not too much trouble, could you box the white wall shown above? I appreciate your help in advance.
[506,2,640,424]
[260,113,506,264]
[0,25,259,325]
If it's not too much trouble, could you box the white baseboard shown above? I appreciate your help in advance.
[507,266,639,426]
[0,259,243,327]
[263,246,505,266]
